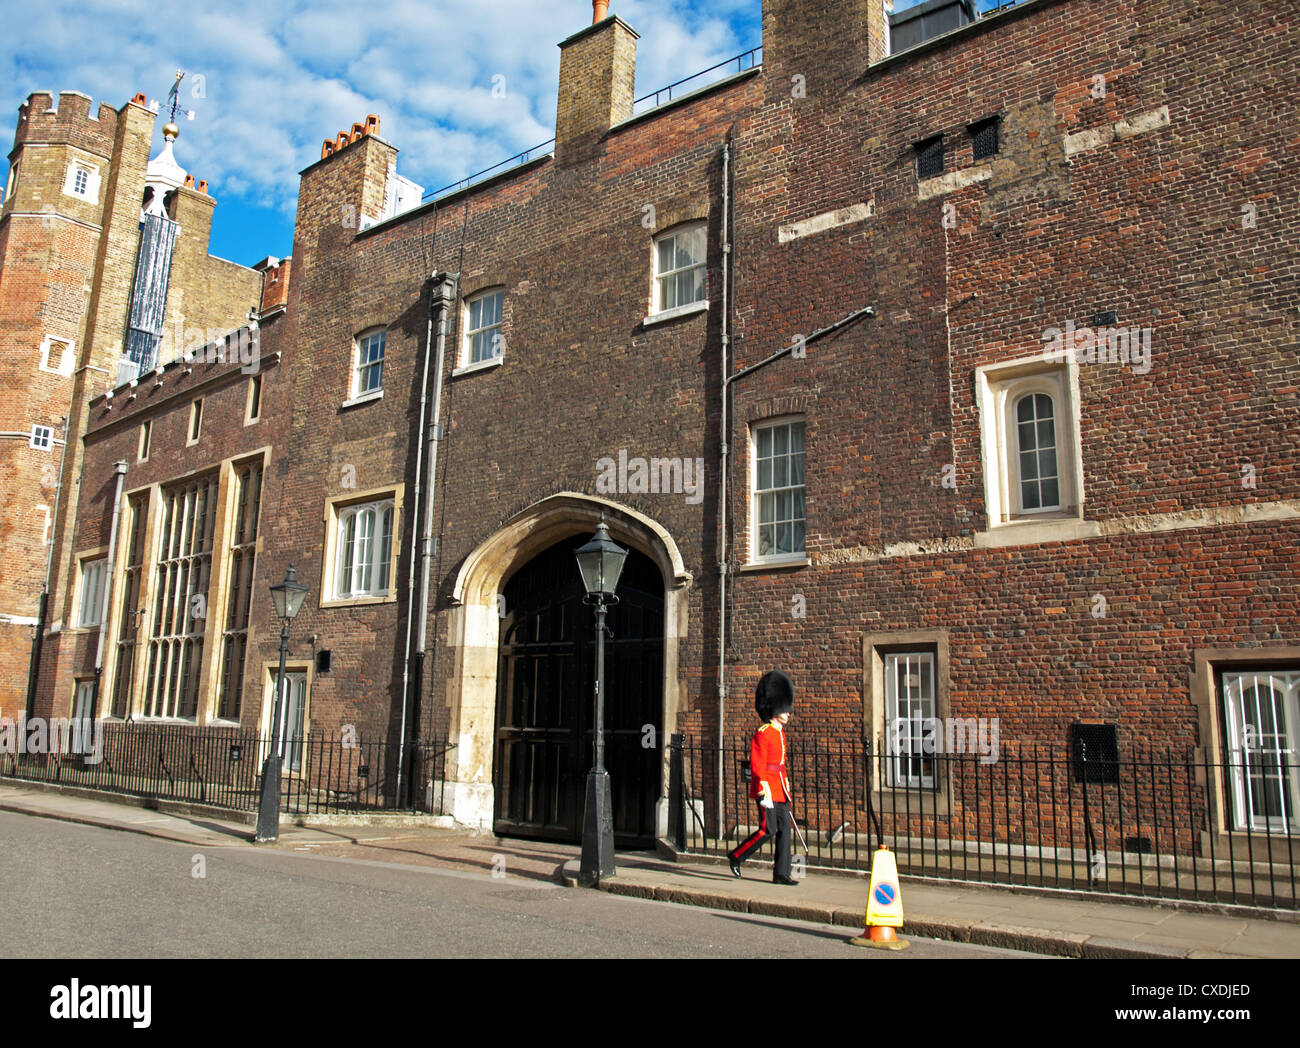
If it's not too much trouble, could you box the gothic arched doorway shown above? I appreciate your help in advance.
[493,536,663,848]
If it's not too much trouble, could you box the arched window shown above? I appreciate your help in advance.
[1014,392,1060,512]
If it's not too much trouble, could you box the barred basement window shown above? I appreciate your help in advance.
[110,494,148,718]
[915,135,944,179]
[1221,669,1300,832]
[970,116,1000,161]
[217,459,263,721]
[885,651,937,789]
[142,475,218,719]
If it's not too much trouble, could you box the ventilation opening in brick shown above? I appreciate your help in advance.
[915,135,944,179]
[970,116,1000,161]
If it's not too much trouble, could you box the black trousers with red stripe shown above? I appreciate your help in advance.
[728,801,791,880]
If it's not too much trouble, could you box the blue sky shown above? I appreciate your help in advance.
[1,0,1000,268]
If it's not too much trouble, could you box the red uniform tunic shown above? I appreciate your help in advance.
[748,721,789,803]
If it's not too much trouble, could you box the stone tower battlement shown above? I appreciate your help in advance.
[9,90,145,158]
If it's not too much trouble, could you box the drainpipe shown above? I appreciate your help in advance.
[91,460,129,719]
[25,416,71,719]
[716,140,732,833]
[397,272,455,806]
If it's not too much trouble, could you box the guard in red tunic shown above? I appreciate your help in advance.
[728,670,797,885]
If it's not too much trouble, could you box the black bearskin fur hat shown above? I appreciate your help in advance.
[755,669,794,720]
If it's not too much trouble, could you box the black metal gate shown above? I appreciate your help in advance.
[493,537,663,847]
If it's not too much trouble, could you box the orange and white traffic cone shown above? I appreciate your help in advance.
[849,845,910,950]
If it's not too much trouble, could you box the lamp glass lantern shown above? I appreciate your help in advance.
[574,519,628,599]
[269,564,309,621]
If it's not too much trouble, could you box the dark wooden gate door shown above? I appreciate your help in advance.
[493,537,663,847]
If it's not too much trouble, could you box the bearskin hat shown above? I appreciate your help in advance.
[754,669,795,720]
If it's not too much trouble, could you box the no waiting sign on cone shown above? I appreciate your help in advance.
[849,845,910,950]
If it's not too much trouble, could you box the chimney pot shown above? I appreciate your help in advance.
[593,0,609,22]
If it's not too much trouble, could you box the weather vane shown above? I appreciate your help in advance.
[150,70,195,123]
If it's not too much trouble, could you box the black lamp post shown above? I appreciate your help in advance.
[255,564,309,843]
[574,515,628,886]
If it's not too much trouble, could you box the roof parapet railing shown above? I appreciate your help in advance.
[416,44,762,205]
[632,45,762,115]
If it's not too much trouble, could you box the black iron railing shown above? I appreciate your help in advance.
[632,46,762,114]
[0,721,453,817]
[668,734,1299,911]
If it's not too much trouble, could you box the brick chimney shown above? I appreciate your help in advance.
[555,7,638,165]
[763,0,892,100]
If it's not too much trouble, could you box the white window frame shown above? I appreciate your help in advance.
[322,489,402,606]
[750,416,807,564]
[1221,669,1300,833]
[61,159,100,203]
[187,398,203,445]
[30,425,53,450]
[76,556,108,628]
[462,290,504,369]
[39,335,74,376]
[651,222,708,318]
[138,419,151,461]
[884,651,938,789]
[976,357,1083,528]
[5,161,17,205]
[347,328,386,403]
[73,679,95,722]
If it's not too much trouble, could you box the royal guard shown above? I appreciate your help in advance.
[727,670,797,885]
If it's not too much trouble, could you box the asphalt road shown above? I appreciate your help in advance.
[0,811,1038,958]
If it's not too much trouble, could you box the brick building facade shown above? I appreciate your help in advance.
[20,0,1300,855]
[0,87,263,721]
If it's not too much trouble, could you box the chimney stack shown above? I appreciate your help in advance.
[555,10,638,165]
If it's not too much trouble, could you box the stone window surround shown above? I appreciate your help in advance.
[319,484,405,609]
[99,448,274,726]
[861,629,954,816]
[39,334,75,376]
[975,353,1085,541]
[1191,646,1300,861]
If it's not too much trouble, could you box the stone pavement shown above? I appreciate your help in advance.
[2,779,1298,959]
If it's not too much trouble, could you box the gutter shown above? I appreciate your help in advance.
[396,272,455,806]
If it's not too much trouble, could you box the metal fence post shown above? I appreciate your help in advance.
[668,732,685,852]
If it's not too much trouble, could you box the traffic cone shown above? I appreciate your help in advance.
[849,845,910,950]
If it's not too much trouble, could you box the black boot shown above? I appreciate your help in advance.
[728,853,742,878]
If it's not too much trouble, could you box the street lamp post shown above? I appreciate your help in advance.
[255,564,309,843]
[573,515,629,886]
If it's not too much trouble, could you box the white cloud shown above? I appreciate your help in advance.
[2,0,757,218]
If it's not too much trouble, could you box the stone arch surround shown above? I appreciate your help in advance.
[440,492,693,830]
